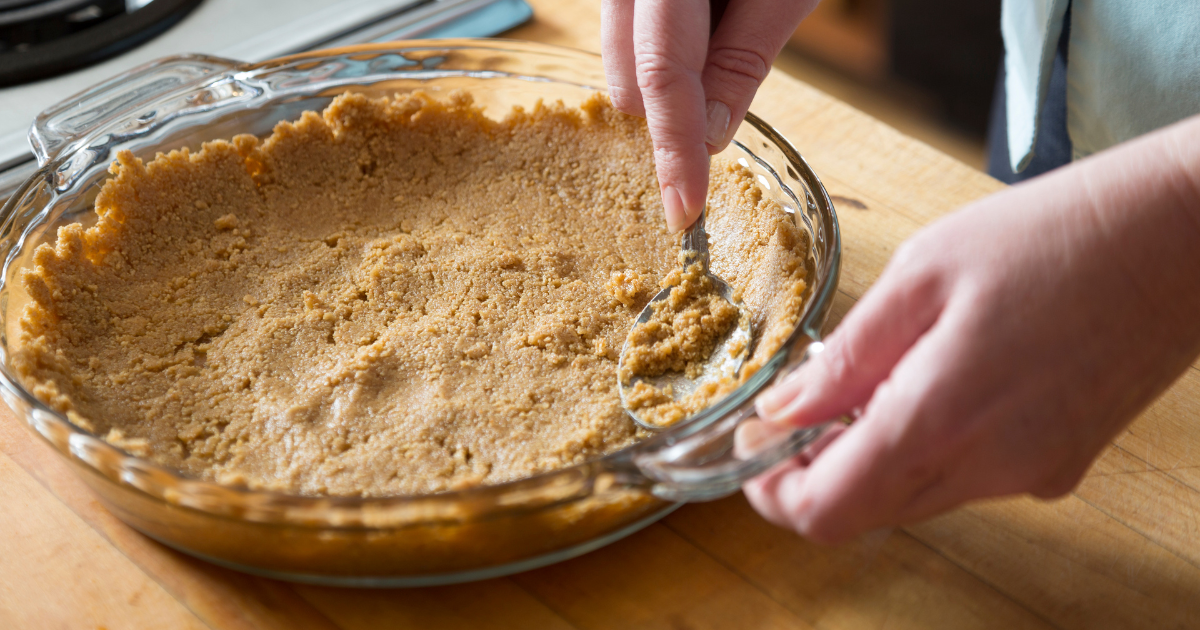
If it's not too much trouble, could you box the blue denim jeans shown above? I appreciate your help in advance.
[986,7,1072,184]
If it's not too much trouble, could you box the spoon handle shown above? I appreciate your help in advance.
[680,208,710,271]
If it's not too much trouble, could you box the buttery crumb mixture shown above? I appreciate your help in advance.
[13,91,810,496]
[618,260,748,427]
[620,260,742,383]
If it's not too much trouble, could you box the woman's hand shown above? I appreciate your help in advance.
[745,115,1200,544]
[601,0,819,231]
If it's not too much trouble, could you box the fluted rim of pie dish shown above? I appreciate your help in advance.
[0,40,841,527]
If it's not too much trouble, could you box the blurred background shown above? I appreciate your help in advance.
[0,0,1003,199]
[778,0,1003,170]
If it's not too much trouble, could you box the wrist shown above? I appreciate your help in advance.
[1071,113,1200,343]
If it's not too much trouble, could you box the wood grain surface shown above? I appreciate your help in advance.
[3,1,1199,628]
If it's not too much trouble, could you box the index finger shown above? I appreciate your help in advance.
[632,0,711,231]
[766,314,965,543]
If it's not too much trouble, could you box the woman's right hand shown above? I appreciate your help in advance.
[600,0,819,231]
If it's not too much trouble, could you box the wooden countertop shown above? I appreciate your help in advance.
[3,1,1199,628]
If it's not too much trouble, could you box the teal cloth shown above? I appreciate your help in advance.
[1001,0,1200,172]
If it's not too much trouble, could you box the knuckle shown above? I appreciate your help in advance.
[705,44,772,87]
[778,482,850,544]
[798,513,848,545]
[607,85,643,116]
[1033,462,1087,498]
[633,51,693,93]
[652,144,686,166]
[821,333,863,387]
[1032,477,1076,499]
[883,245,946,314]
[889,239,924,270]
[888,236,943,281]
[651,141,707,171]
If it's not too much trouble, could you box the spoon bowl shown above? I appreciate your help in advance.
[617,211,754,430]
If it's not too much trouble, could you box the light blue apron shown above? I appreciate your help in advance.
[1002,0,1200,172]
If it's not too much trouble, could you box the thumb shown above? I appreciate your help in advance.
[756,263,945,427]
[701,0,820,152]
[632,0,711,232]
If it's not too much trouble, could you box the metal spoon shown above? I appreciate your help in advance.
[617,209,754,430]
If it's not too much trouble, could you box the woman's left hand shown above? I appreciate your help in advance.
[744,115,1200,543]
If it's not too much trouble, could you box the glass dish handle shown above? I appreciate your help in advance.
[630,337,841,502]
[29,54,243,166]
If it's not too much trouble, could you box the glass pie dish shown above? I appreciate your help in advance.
[0,39,841,587]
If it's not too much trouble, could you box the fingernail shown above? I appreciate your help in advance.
[756,387,792,420]
[663,185,688,232]
[756,379,805,422]
[734,420,772,458]
[705,100,731,147]
[735,420,794,458]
